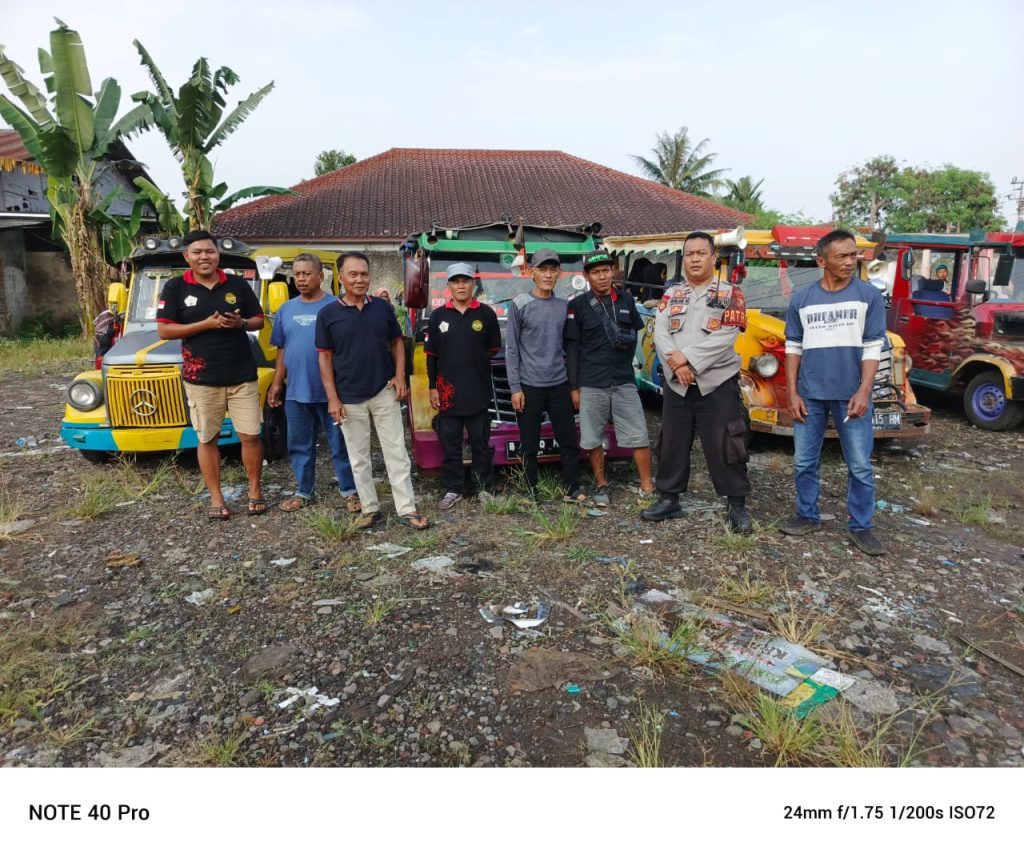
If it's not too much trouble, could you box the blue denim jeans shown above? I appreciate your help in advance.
[284,400,356,499]
[792,399,875,532]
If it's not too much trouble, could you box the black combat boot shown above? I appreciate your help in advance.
[641,493,685,522]
[727,496,753,534]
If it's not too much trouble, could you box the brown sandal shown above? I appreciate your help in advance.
[344,495,362,514]
[399,513,430,531]
[208,506,232,520]
[278,497,309,512]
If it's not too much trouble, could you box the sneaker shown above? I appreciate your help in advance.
[777,515,821,536]
[848,529,886,556]
[438,492,463,511]
[727,500,753,534]
[592,486,611,508]
[641,494,685,522]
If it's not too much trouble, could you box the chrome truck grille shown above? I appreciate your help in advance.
[105,366,188,428]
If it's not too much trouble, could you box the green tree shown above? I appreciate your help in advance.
[889,165,1003,233]
[631,126,727,197]
[130,42,294,231]
[0,21,154,331]
[829,155,901,230]
[314,148,357,176]
[720,175,765,214]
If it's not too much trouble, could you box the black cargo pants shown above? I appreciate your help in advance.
[654,375,751,498]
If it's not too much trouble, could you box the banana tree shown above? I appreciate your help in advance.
[130,43,294,231]
[0,21,153,331]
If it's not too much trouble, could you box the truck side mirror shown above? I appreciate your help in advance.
[965,278,987,295]
[107,282,128,316]
[268,281,290,314]
[901,249,914,281]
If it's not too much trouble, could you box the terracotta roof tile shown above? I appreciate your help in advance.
[0,130,33,162]
[215,148,750,241]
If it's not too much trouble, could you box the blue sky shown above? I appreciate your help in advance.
[5,0,1023,224]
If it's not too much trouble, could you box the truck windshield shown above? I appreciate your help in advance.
[127,266,261,326]
[742,261,824,315]
[989,255,1024,302]
[425,258,587,322]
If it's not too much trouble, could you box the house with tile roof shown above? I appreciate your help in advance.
[214,147,750,293]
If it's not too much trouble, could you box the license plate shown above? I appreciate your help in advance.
[872,411,902,431]
[505,437,560,459]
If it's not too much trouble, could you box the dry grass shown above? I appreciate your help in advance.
[67,473,125,519]
[363,593,402,628]
[306,509,362,543]
[0,486,32,542]
[517,506,583,544]
[180,730,248,767]
[715,570,775,606]
[736,693,824,767]
[0,336,91,374]
[626,699,666,767]
[611,612,701,674]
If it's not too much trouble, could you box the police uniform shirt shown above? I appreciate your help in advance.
[653,278,746,397]
[157,269,263,386]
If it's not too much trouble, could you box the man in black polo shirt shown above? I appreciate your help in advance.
[426,263,501,509]
[566,250,653,508]
[157,230,266,518]
[316,252,429,530]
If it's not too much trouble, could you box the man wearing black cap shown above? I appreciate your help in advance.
[426,262,501,509]
[505,249,584,501]
[566,250,653,507]
[156,230,266,519]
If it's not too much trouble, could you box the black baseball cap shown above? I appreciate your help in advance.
[583,250,614,271]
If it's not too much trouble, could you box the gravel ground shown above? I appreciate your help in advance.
[1,372,1022,768]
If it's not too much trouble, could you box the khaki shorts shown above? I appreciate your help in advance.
[184,380,262,443]
[579,383,650,449]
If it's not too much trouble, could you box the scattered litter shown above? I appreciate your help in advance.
[957,634,1024,679]
[105,552,142,569]
[480,602,548,628]
[819,513,836,522]
[639,539,653,544]
[509,648,619,692]
[1,519,34,536]
[411,555,456,575]
[312,599,346,607]
[564,684,581,694]
[636,589,677,606]
[809,668,856,692]
[367,542,413,559]
[587,508,609,517]
[907,517,932,527]
[227,605,241,615]
[502,604,528,616]
[596,555,629,565]
[668,710,679,718]
[270,557,297,567]
[856,585,885,597]
[277,686,340,713]
[184,588,216,606]
[940,560,958,568]
[15,436,37,448]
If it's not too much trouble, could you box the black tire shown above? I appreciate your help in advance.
[262,402,288,461]
[963,370,1024,431]
[79,449,111,464]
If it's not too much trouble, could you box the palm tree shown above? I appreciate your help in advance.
[0,21,154,330]
[721,176,765,214]
[631,127,728,197]
[130,43,293,231]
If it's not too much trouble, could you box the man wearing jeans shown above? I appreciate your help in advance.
[268,253,358,512]
[506,249,583,502]
[316,252,429,530]
[779,229,886,556]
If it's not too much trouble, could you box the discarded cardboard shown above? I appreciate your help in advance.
[508,648,619,692]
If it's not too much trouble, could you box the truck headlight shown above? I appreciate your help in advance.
[68,380,102,411]
[751,354,779,378]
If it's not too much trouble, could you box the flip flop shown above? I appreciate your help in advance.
[247,497,268,516]
[344,495,362,514]
[208,506,232,520]
[278,497,309,512]
[399,513,430,530]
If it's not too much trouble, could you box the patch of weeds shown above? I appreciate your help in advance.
[68,473,126,519]
[306,509,361,543]
[218,461,249,487]
[0,335,91,374]
[408,693,435,718]
[712,523,759,553]
[769,601,831,648]
[626,699,666,767]
[124,625,156,646]
[0,486,31,542]
[736,693,824,767]
[611,612,700,674]
[0,620,86,729]
[182,730,248,767]
[566,545,598,562]
[41,714,99,748]
[114,456,175,499]
[406,532,440,551]
[715,570,775,606]
[948,493,992,526]
[354,725,396,750]
[517,506,582,544]
[482,494,529,515]
[363,592,402,628]
[507,467,564,502]
[820,693,941,768]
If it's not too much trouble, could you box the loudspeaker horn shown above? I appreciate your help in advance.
[713,226,747,250]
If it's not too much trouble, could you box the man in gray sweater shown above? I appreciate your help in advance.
[506,249,584,501]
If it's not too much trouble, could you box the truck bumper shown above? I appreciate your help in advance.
[60,421,242,453]
[749,403,932,440]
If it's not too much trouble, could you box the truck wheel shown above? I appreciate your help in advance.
[963,371,1024,430]
[79,449,111,464]
[262,403,288,461]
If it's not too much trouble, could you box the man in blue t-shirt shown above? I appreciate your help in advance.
[268,254,357,512]
[780,230,887,556]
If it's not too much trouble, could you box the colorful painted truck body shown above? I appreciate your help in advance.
[60,240,337,461]
[400,222,635,469]
[883,231,1024,430]
[602,225,931,439]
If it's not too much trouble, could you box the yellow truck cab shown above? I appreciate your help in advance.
[60,239,337,462]
[603,225,931,439]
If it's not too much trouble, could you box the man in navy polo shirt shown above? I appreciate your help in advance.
[316,252,429,530]
[268,253,358,513]
[156,230,266,518]
[426,262,501,509]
